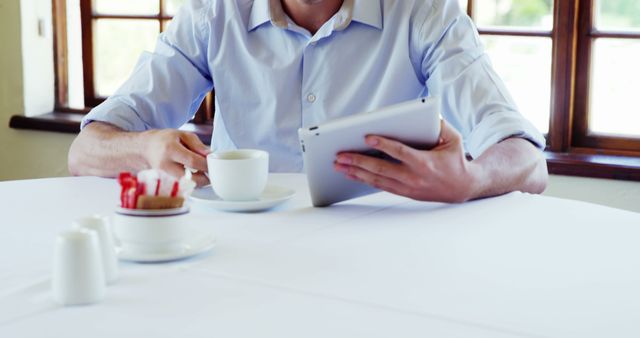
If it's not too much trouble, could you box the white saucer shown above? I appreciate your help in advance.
[189,184,295,212]
[116,233,216,263]
[115,206,189,217]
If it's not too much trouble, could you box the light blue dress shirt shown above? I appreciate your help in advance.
[83,0,545,172]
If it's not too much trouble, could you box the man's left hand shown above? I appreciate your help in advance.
[334,120,482,203]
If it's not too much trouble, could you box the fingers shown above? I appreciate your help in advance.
[158,161,209,187]
[335,153,412,183]
[144,129,210,186]
[163,162,189,181]
[437,120,463,146]
[364,135,421,163]
[171,143,208,172]
[180,132,212,157]
[191,172,210,187]
[336,163,408,196]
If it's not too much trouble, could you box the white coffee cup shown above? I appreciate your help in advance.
[112,206,190,254]
[52,229,106,306]
[73,215,119,284]
[207,149,269,201]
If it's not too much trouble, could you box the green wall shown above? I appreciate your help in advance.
[0,0,74,181]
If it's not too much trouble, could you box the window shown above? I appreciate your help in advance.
[572,0,640,152]
[41,0,640,179]
[53,0,213,124]
[461,0,640,179]
[468,0,554,135]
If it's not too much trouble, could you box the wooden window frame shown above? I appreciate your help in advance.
[572,0,640,153]
[52,0,69,112]
[52,0,214,124]
[79,0,172,108]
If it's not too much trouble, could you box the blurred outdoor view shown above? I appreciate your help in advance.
[92,0,186,96]
[591,0,640,137]
[474,0,640,137]
[595,0,640,30]
[474,0,554,134]
[69,0,638,137]
[65,0,187,108]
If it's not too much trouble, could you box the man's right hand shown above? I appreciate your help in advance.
[143,129,211,186]
[68,122,211,186]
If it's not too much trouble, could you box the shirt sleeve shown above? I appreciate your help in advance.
[81,0,214,131]
[411,0,546,159]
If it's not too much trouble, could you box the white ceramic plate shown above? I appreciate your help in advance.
[116,232,216,263]
[189,184,295,212]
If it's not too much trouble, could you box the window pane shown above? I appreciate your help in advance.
[459,0,468,13]
[165,0,187,17]
[474,0,554,29]
[94,19,159,97]
[95,0,159,16]
[481,36,552,133]
[590,39,640,137]
[595,0,640,31]
[66,0,84,109]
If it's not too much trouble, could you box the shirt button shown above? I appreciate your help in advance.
[307,93,317,103]
[310,41,317,46]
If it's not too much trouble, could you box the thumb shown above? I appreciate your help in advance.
[437,120,462,146]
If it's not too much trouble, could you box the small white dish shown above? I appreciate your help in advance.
[113,206,191,254]
[190,184,295,212]
[116,232,216,263]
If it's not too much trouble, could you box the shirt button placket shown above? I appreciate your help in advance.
[301,38,319,127]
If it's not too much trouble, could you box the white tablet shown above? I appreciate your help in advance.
[298,97,441,207]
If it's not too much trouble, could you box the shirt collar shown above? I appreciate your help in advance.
[351,0,382,30]
[248,0,287,31]
[248,0,382,32]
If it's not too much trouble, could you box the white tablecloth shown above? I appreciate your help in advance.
[1,174,639,338]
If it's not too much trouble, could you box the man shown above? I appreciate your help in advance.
[68,0,548,203]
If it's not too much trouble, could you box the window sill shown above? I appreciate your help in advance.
[9,113,640,181]
[545,152,640,181]
[9,112,213,145]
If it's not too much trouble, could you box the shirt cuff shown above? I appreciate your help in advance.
[465,112,546,159]
[81,98,149,132]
